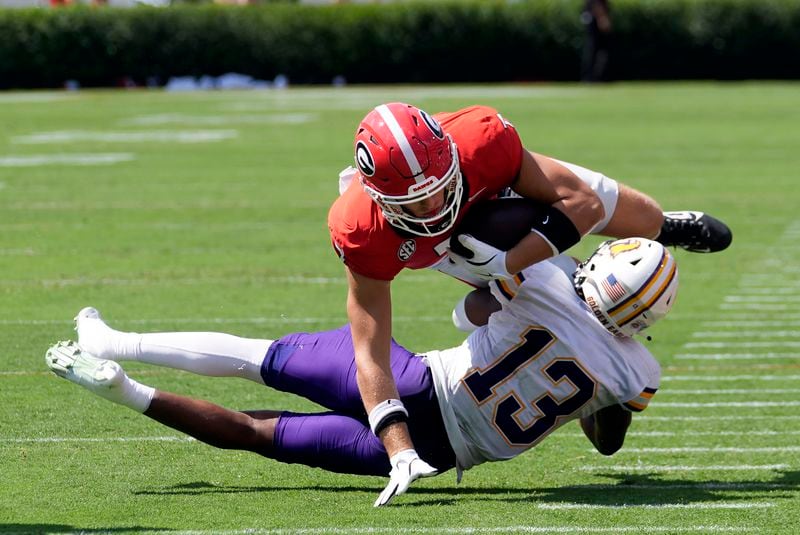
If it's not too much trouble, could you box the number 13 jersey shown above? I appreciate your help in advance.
[424,258,661,473]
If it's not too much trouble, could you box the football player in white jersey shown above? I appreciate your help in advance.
[45,237,677,507]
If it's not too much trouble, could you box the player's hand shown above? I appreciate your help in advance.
[374,449,438,507]
[447,234,512,281]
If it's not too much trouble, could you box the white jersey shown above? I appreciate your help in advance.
[424,258,660,473]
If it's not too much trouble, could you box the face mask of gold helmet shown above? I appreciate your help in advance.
[574,238,679,338]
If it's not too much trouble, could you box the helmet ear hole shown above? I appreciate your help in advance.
[629,259,641,266]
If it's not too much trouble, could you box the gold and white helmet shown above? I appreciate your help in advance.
[574,238,679,337]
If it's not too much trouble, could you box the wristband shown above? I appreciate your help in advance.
[530,205,582,255]
[368,399,409,436]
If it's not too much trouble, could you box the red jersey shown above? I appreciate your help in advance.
[328,106,524,281]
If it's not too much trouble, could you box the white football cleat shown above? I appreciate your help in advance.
[45,341,126,401]
[75,306,102,325]
[74,306,117,360]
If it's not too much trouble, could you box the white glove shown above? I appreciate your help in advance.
[374,449,438,507]
[447,234,513,281]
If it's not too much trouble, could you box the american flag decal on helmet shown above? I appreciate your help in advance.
[601,273,626,302]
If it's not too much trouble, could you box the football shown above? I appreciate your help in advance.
[450,197,550,257]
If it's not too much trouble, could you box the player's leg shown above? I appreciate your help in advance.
[595,183,663,240]
[262,326,457,469]
[579,404,632,456]
[263,325,439,413]
[46,340,284,453]
[75,307,269,384]
[147,392,280,452]
[553,158,732,252]
[46,340,453,475]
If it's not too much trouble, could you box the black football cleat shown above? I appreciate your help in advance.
[657,211,732,253]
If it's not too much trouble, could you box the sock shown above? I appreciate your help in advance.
[84,360,155,413]
[76,316,140,361]
[134,332,272,384]
[78,314,272,384]
[118,377,156,413]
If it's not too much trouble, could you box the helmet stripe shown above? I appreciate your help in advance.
[609,252,677,327]
[375,104,425,181]
[607,249,669,316]
[616,262,677,327]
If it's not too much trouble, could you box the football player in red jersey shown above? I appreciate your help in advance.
[327,102,731,504]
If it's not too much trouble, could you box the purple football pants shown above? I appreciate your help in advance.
[259,325,456,476]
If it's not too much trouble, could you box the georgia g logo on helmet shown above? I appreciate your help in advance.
[419,109,445,140]
[355,140,375,177]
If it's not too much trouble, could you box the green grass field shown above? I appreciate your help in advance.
[1,82,799,534]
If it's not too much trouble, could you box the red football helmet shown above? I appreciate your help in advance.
[353,102,463,237]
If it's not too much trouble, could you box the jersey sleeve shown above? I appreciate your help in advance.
[622,386,658,412]
[457,106,524,189]
[620,350,661,412]
[327,182,403,281]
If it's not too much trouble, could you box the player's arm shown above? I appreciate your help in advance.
[504,150,604,274]
[345,267,438,506]
[448,150,602,281]
[345,266,413,455]
[579,404,632,456]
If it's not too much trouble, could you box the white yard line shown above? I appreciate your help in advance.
[700,313,800,320]
[643,415,800,421]
[653,401,800,407]
[683,341,800,348]
[0,153,135,166]
[12,130,239,144]
[6,431,799,448]
[724,296,800,303]
[691,330,800,337]
[663,374,800,381]
[0,92,74,103]
[562,482,789,490]
[664,363,800,372]
[122,113,317,126]
[0,314,446,328]
[674,353,799,360]
[0,274,439,288]
[537,502,773,510]
[80,527,760,535]
[0,436,193,444]
[659,388,800,394]
[719,304,800,311]
[722,288,800,294]
[606,430,800,437]
[607,446,800,453]
[581,464,789,472]
[700,321,800,327]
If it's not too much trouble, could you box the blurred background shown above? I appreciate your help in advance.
[0,0,798,90]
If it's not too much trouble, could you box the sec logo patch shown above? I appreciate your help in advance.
[397,239,416,261]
